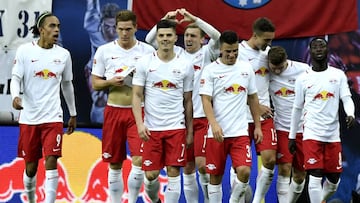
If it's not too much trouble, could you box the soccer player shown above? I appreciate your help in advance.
[132,19,194,203]
[91,10,154,203]
[145,8,221,202]
[289,37,355,203]
[235,17,276,203]
[268,46,309,202]
[200,30,262,203]
[10,12,77,203]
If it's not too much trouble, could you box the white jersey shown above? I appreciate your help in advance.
[199,59,257,138]
[91,40,155,104]
[182,44,218,118]
[238,40,270,122]
[293,66,351,142]
[12,41,73,124]
[269,60,309,132]
[133,52,194,131]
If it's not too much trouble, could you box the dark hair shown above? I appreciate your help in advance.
[219,30,238,45]
[185,23,206,37]
[101,3,120,21]
[30,11,54,37]
[253,17,275,35]
[156,19,177,31]
[268,46,287,65]
[116,10,137,25]
[309,37,328,48]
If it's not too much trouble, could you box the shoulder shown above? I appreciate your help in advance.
[138,41,155,51]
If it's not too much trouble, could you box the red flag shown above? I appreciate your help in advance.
[131,0,358,39]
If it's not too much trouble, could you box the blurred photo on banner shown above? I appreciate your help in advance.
[0,0,52,123]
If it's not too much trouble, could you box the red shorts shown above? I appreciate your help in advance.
[142,129,186,171]
[249,118,277,153]
[18,122,63,162]
[303,140,342,173]
[206,136,251,175]
[186,118,208,162]
[102,105,142,163]
[276,130,304,171]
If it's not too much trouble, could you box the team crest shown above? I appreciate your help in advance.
[223,0,270,9]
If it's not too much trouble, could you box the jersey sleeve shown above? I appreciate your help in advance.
[12,45,26,78]
[293,75,305,109]
[339,71,352,98]
[62,50,73,81]
[132,56,148,86]
[199,64,213,96]
[246,63,257,95]
[183,62,194,92]
[91,46,106,77]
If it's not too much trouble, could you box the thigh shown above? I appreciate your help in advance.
[303,139,324,170]
[142,131,164,171]
[205,138,226,175]
[229,136,252,169]
[18,124,42,162]
[41,122,64,158]
[164,129,187,167]
[324,142,342,173]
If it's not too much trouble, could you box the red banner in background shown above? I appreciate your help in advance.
[131,0,358,39]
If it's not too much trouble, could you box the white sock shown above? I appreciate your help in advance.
[199,172,209,203]
[308,175,322,203]
[144,176,160,202]
[127,164,144,203]
[276,175,290,203]
[229,177,248,203]
[252,166,274,203]
[230,167,237,191]
[23,170,36,203]
[289,178,305,203]
[165,176,181,202]
[183,173,198,203]
[208,183,222,203]
[322,178,339,201]
[108,168,123,203]
[45,169,58,203]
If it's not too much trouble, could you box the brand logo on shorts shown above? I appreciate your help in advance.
[307,158,317,165]
[177,158,185,162]
[207,164,216,170]
[143,160,153,166]
[53,148,61,152]
[102,152,112,159]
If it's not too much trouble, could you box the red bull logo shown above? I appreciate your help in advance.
[224,84,246,94]
[254,67,269,77]
[34,69,57,79]
[274,87,295,97]
[115,66,128,74]
[0,131,168,203]
[193,65,201,71]
[313,90,335,101]
[153,80,177,90]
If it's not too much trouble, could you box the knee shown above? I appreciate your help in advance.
[145,171,160,181]
[261,151,276,169]
[45,156,58,170]
[278,163,292,177]
[26,162,38,177]
[326,173,341,184]
[131,156,142,167]
[292,169,306,184]
[235,166,251,182]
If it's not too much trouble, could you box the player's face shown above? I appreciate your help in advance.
[310,39,328,61]
[39,16,60,46]
[102,17,117,41]
[156,28,177,52]
[254,31,274,51]
[220,42,238,65]
[184,28,204,53]
[116,20,137,46]
[269,60,288,75]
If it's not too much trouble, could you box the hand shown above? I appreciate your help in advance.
[346,116,355,129]
[210,122,224,142]
[288,139,296,154]
[260,104,273,119]
[162,10,179,23]
[177,8,197,23]
[110,76,125,87]
[66,116,77,134]
[12,97,23,110]
[253,127,263,144]
[137,124,151,141]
